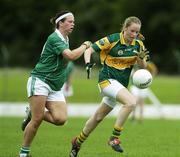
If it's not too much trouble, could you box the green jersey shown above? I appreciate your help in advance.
[65,61,74,79]
[92,32,145,87]
[31,29,69,91]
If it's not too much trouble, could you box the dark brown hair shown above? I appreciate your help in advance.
[50,10,71,28]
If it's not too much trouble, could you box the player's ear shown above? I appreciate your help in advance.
[59,21,64,26]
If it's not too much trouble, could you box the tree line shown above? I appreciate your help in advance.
[0,0,180,74]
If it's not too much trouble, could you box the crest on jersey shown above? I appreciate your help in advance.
[99,39,105,46]
[118,50,124,55]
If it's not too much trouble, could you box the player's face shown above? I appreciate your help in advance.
[124,23,141,44]
[61,15,75,34]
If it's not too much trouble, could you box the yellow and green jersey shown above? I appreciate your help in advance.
[92,32,145,87]
[31,29,69,91]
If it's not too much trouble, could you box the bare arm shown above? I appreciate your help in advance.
[137,57,147,68]
[62,41,91,61]
[84,47,94,64]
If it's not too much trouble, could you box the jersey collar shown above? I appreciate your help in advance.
[120,32,136,46]
[55,29,69,44]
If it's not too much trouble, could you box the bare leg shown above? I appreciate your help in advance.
[22,95,46,147]
[131,103,137,121]
[69,101,113,157]
[83,102,112,135]
[138,98,144,123]
[115,88,136,128]
[44,101,67,125]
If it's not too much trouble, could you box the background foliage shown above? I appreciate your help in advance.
[0,0,180,74]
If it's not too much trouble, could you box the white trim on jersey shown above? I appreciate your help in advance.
[55,29,69,44]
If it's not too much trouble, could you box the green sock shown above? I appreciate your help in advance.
[112,126,123,138]
[20,146,30,154]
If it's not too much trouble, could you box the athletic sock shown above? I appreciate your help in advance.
[20,146,30,155]
[111,125,123,138]
[76,131,88,145]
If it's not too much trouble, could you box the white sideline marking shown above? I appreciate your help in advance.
[0,102,180,119]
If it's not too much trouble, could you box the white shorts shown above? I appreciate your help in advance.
[62,82,73,97]
[130,85,149,98]
[98,79,125,108]
[27,76,65,102]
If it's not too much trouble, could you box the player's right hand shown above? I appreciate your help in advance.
[86,62,95,79]
[82,41,92,49]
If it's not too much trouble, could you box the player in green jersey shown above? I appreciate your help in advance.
[69,16,149,157]
[19,11,91,157]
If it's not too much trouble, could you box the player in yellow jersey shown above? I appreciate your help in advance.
[69,16,149,157]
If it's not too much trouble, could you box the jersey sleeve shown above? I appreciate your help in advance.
[92,36,111,53]
[136,39,145,51]
[52,40,69,55]
[47,35,69,55]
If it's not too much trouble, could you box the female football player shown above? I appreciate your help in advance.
[69,16,149,157]
[19,10,91,157]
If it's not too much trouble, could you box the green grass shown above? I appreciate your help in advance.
[0,68,29,102]
[150,75,180,104]
[1,117,180,157]
[0,68,179,103]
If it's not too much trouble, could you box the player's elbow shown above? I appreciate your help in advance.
[66,54,76,61]
[63,49,77,61]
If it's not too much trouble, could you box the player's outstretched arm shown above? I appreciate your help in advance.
[84,47,95,79]
[63,41,91,60]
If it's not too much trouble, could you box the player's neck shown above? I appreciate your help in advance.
[59,29,68,42]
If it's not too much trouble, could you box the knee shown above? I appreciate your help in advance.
[31,116,44,129]
[124,98,137,111]
[54,116,67,126]
[94,114,104,123]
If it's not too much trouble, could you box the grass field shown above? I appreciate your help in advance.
[1,117,180,157]
[0,67,179,103]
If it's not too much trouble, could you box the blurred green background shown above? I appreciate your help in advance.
[0,68,179,103]
[0,0,180,103]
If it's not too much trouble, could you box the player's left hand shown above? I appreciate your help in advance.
[86,63,95,79]
[137,48,150,61]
